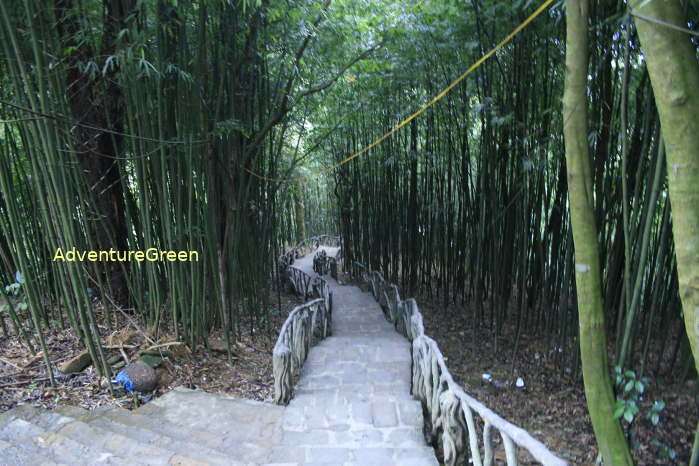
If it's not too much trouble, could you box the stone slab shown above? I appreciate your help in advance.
[0,246,437,466]
[278,248,438,465]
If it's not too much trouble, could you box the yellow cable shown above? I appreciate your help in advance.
[247,0,555,184]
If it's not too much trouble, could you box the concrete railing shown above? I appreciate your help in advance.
[273,238,339,405]
[313,249,339,280]
[278,235,342,276]
[352,262,567,466]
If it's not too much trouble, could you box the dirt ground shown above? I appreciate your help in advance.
[411,292,698,465]
[0,288,306,414]
[2,276,697,465]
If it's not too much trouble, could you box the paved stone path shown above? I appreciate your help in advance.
[0,247,439,465]
[274,247,438,465]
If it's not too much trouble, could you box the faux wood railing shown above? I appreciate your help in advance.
[313,249,328,275]
[312,248,340,280]
[352,261,567,466]
[277,234,342,278]
[273,237,339,405]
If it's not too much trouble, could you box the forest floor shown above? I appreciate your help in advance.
[2,277,697,465]
[412,292,698,465]
[0,287,306,415]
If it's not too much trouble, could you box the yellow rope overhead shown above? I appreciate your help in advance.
[247,0,555,184]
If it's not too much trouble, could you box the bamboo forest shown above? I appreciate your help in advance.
[0,0,697,464]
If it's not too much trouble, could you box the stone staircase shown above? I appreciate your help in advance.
[1,383,436,466]
[277,285,437,465]
[274,248,438,465]
[0,245,440,465]
[0,387,284,466]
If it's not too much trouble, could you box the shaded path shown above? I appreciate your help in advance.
[272,247,439,465]
[0,247,439,465]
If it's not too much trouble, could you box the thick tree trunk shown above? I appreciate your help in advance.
[563,0,633,464]
[55,0,133,305]
[631,1,699,462]
[631,0,699,376]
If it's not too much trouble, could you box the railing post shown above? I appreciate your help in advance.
[273,345,291,405]
[501,432,519,466]
[272,239,337,406]
[275,238,565,466]
[358,261,567,466]
[483,420,494,466]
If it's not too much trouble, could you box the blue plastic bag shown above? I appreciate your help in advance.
[112,370,135,392]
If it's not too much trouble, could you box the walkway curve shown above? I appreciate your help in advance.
[274,246,440,465]
[0,246,439,466]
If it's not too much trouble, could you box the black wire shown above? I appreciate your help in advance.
[0,99,209,146]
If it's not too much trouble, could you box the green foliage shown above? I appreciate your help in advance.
[613,366,665,426]
[0,0,695,460]
[0,0,358,371]
[213,119,250,138]
[647,400,665,426]
[138,354,163,368]
[1,271,28,314]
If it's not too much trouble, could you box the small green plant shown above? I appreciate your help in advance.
[612,366,667,450]
[646,400,665,426]
[613,366,646,423]
[2,271,28,313]
[613,366,665,425]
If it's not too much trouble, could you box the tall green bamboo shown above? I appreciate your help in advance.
[563,0,632,462]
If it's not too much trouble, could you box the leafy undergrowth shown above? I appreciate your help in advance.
[0,288,306,414]
[414,293,698,465]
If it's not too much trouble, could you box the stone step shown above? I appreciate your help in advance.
[0,437,66,466]
[279,425,428,448]
[149,387,284,434]
[284,391,425,430]
[0,412,67,466]
[85,406,240,466]
[98,389,282,463]
[0,408,129,465]
[2,404,177,465]
[265,445,440,465]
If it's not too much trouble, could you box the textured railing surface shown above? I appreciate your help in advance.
[278,235,342,280]
[313,249,328,275]
[273,241,337,405]
[311,248,340,281]
[352,262,566,466]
